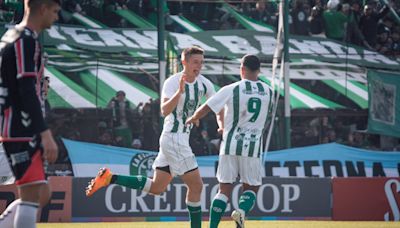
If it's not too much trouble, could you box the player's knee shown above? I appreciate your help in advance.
[150,186,167,195]
[189,181,203,195]
[39,184,51,208]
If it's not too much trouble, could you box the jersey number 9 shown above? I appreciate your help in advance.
[247,97,261,122]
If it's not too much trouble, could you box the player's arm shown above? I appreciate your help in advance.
[16,37,47,134]
[187,85,229,127]
[205,80,224,134]
[160,75,186,116]
[185,103,212,127]
[16,37,58,163]
[216,109,224,134]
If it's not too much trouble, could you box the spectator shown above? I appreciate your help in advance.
[108,90,133,148]
[323,0,349,41]
[131,138,142,149]
[308,5,325,35]
[141,102,158,151]
[243,0,276,25]
[98,129,117,146]
[375,26,392,55]
[359,2,390,47]
[390,30,400,57]
[63,0,85,14]
[344,1,372,49]
[4,0,23,23]
[290,0,310,36]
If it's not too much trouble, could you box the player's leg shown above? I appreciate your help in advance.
[209,183,233,228]
[231,156,262,228]
[181,168,203,228]
[233,183,259,223]
[86,149,174,197]
[0,142,50,228]
[0,199,21,228]
[86,166,173,196]
[209,155,238,228]
[16,183,49,228]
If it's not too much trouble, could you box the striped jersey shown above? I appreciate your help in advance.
[206,79,273,158]
[162,72,215,133]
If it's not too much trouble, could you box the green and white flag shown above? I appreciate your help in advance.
[368,70,400,138]
[169,15,203,32]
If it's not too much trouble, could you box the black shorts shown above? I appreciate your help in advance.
[3,137,46,186]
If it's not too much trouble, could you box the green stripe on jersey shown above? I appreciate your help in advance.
[182,84,190,133]
[235,133,245,156]
[194,82,199,109]
[191,82,199,132]
[203,82,207,96]
[245,81,252,93]
[225,85,240,155]
[256,82,265,93]
[248,134,257,157]
[171,109,179,133]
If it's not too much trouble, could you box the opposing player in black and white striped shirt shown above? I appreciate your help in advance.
[186,54,273,228]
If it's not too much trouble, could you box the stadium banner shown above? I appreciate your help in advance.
[0,177,72,222]
[0,24,391,70]
[64,139,400,178]
[332,177,400,221]
[72,177,331,221]
[367,70,400,138]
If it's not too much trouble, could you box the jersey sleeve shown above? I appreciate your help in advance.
[161,76,178,100]
[204,78,216,99]
[15,36,37,79]
[16,36,47,134]
[206,85,231,114]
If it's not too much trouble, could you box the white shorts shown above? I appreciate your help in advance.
[152,132,198,177]
[216,155,263,186]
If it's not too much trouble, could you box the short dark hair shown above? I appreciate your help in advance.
[241,54,260,71]
[116,90,126,96]
[181,46,204,61]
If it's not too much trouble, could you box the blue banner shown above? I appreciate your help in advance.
[64,139,400,177]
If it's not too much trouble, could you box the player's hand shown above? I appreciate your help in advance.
[217,128,224,135]
[186,116,199,127]
[179,74,186,94]
[40,129,58,164]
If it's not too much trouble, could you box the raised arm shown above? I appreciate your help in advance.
[161,75,186,116]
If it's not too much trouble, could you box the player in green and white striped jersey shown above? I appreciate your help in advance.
[186,55,273,228]
[85,46,222,228]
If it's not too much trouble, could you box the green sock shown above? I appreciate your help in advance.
[238,190,256,214]
[187,201,202,228]
[209,193,228,228]
[112,175,151,192]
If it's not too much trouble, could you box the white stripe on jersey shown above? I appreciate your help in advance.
[206,79,272,158]
[162,72,215,133]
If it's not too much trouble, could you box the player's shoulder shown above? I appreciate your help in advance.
[256,79,273,91]
[164,72,181,84]
[0,27,24,50]
[197,74,213,85]
[220,81,242,92]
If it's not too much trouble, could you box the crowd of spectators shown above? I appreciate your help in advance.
[291,113,400,151]
[1,0,398,57]
[237,0,400,58]
[0,0,398,170]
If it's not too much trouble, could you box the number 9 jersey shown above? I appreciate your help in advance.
[206,79,273,158]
